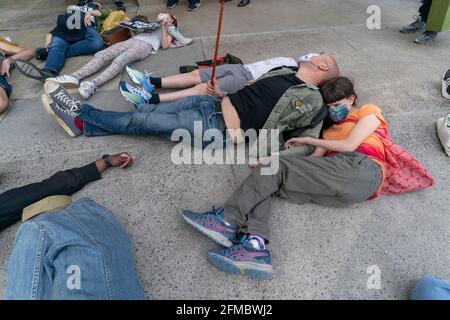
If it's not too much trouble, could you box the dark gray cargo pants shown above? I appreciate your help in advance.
[223,152,382,241]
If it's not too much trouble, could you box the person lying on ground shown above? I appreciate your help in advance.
[0,41,34,112]
[14,1,107,81]
[42,13,192,99]
[0,152,133,232]
[40,53,339,160]
[119,56,299,105]
[180,76,433,280]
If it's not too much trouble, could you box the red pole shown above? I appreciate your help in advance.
[211,0,225,87]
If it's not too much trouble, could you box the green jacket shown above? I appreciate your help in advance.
[251,67,323,158]
[95,7,112,32]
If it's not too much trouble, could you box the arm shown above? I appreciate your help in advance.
[310,146,328,157]
[285,114,381,153]
[88,10,102,17]
[94,152,134,174]
[0,42,34,77]
[160,19,174,50]
[0,152,133,232]
[278,125,322,158]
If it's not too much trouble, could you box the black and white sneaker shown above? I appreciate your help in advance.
[44,81,80,112]
[14,59,54,81]
[442,69,450,100]
[187,1,201,11]
[167,0,179,9]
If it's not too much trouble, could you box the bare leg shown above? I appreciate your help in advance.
[0,88,8,113]
[159,83,208,103]
[161,69,203,89]
[44,34,52,47]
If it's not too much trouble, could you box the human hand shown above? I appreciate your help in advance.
[284,137,309,149]
[206,79,222,96]
[0,59,11,77]
[248,157,271,168]
[84,12,92,27]
[107,152,134,168]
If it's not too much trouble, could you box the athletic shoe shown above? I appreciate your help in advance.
[44,81,80,113]
[34,47,49,61]
[79,81,96,99]
[187,1,201,11]
[442,69,450,100]
[400,16,426,34]
[125,65,154,94]
[41,94,81,138]
[14,59,55,81]
[167,25,193,46]
[167,0,178,9]
[46,75,79,88]
[414,31,438,45]
[113,0,126,12]
[207,238,273,280]
[119,80,152,107]
[237,0,251,7]
[181,207,238,247]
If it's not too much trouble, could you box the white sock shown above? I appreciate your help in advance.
[248,235,266,250]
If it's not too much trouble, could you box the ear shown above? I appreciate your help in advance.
[318,62,330,72]
[348,95,356,106]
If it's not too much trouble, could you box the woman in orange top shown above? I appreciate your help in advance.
[285,76,386,197]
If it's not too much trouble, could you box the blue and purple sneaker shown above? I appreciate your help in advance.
[181,208,237,247]
[125,65,154,94]
[207,238,273,280]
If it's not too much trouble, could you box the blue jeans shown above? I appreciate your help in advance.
[0,74,12,97]
[44,27,104,74]
[79,95,226,148]
[410,275,450,300]
[4,198,145,300]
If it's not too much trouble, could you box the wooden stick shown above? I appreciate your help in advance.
[211,0,225,87]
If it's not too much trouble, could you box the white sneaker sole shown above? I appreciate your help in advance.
[45,78,79,89]
[126,67,142,88]
[442,70,450,100]
[182,214,233,248]
[41,94,77,138]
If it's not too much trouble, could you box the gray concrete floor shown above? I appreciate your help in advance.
[1,0,450,300]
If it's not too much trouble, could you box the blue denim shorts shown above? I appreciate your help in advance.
[0,75,12,97]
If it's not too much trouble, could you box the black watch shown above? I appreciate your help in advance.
[101,154,112,168]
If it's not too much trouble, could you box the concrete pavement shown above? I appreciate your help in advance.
[0,0,449,299]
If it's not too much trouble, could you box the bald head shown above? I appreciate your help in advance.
[297,52,340,86]
[321,53,340,83]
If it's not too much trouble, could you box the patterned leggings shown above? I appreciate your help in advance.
[71,37,153,88]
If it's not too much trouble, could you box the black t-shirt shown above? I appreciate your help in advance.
[228,74,304,131]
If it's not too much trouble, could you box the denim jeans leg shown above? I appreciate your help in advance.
[66,27,104,58]
[44,36,70,74]
[79,99,220,144]
[136,95,217,114]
